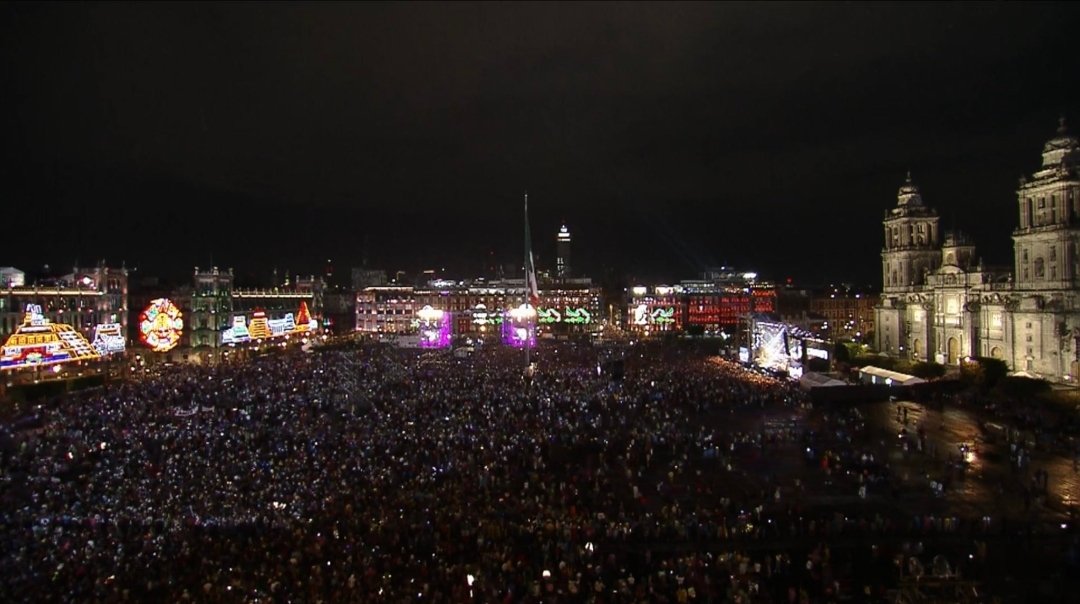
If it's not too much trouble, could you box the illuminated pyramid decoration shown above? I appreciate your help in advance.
[247,310,272,339]
[1,304,100,369]
[295,301,311,332]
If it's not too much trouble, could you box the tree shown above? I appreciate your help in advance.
[975,357,1009,388]
[961,357,1010,389]
[833,341,851,364]
[910,361,946,379]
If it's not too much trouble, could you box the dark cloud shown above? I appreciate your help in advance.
[3,2,1080,284]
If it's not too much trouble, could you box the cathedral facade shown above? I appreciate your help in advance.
[875,120,1080,382]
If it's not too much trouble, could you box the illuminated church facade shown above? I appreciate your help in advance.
[876,120,1080,382]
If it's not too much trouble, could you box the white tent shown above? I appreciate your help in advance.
[858,365,926,386]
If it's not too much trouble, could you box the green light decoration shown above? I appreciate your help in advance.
[536,307,593,324]
[652,307,675,324]
[537,308,561,324]
[563,307,592,324]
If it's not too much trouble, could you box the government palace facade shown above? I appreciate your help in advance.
[876,119,1080,382]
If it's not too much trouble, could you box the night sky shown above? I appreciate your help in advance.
[4,2,1080,287]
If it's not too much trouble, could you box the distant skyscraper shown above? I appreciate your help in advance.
[556,224,572,278]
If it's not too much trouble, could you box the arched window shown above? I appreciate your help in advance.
[1035,257,1045,278]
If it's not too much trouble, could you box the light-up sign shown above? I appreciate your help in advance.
[1,304,100,369]
[92,323,126,355]
[139,298,183,352]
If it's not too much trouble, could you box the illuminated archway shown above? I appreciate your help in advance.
[947,337,960,365]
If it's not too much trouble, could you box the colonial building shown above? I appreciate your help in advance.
[355,278,603,338]
[807,288,878,342]
[876,120,1080,381]
[175,267,323,352]
[627,270,776,336]
[1,263,128,347]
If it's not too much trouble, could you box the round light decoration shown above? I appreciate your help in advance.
[139,298,183,352]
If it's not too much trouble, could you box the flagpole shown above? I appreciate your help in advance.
[524,192,531,372]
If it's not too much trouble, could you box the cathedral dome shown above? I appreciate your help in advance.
[1041,117,1080,168]
[897,171,923,206]
[1043,117,1078,151]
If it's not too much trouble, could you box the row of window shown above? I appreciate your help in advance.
[1022,189,1078,227]
[887,222,935,248]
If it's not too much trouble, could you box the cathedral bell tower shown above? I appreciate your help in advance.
[1013,117,1080,290]
[882,172,941,293]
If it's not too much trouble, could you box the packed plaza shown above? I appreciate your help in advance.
[2,337,1080,602]
[5,121,1080,602]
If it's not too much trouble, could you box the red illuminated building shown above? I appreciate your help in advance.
[628,269,775,335]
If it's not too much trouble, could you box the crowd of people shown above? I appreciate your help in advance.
[0,341,1074,602]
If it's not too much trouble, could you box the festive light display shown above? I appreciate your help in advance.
[538,307,593,325]
[221,302,319,345]
[632,305,676,326]
[416,305,451,348]
[221,316,251,345]
[471,304,503,326]
[295,301,314,332]
[563,307,591,324]
[502,304,537,348]
[652,307,675,324]
[632,304,650,326]
[139,298,183,352]
[537,307,561,324]
[91,323,126,355]
[1,304,100,369]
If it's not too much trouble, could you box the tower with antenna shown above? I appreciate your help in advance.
[556,223,572,278]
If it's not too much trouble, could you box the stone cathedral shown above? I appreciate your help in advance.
[875,119,1080,382]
